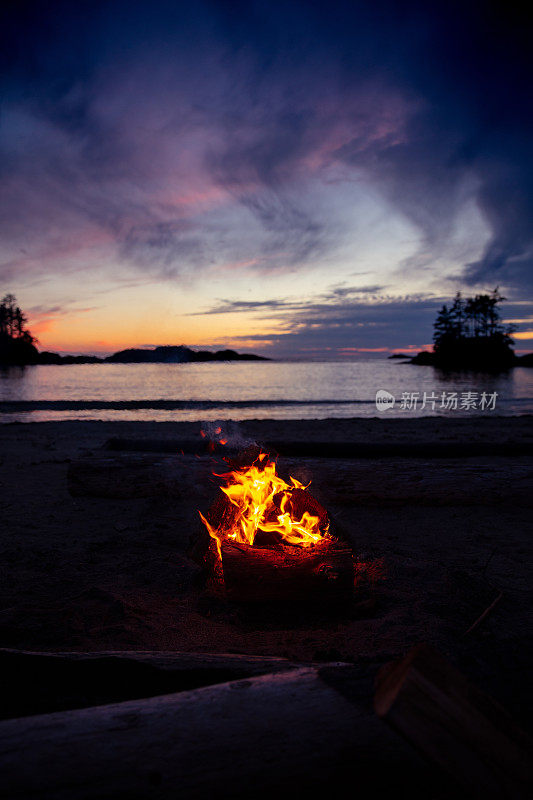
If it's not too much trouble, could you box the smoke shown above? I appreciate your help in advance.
[200,421,257,452]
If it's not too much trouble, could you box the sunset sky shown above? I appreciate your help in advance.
[1,0,532,357]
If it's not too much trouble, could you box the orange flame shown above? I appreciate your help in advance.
[199,453,328,557]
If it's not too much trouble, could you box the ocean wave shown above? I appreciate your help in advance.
[0,399,372,412]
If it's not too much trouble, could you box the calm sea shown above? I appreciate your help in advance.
[1,360,532,422]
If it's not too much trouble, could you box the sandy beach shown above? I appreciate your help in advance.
[1,416,532,731]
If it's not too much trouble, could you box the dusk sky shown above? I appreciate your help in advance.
[1,0,532,357]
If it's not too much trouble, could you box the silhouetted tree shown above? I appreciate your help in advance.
[0,295,36,341]
[433,304,455,345]
[432,288,516,369]
[0,294,39,364]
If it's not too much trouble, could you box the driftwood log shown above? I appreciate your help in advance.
[0,664,434,799]
[221,540,354,605]
[67,454,533,506]
[375,643,533,799]
[102,436,533,459]
[67,454,218,499]
[0,649,299,720]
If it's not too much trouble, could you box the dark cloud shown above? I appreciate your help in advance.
[196,283,441,354]
[233,296,443,357]
[119,221,205,277]
[331,3,533,288]
[190,298,301,315]
[195,283,387,316]
[0,0,531,302]
[328,285,386,298]
[225,293,533,357]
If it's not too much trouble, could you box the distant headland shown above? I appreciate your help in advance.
[4,341,270,366]
[40,345,270,364]
[0,295,269,366]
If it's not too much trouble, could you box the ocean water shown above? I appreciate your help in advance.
[1,360,532,421]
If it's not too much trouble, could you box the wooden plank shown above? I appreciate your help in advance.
[0,648,297,671]
[0,649,299,720]
[375,644,533,798]
[0,664,432,799]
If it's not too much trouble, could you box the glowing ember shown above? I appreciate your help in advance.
[199,452,329,558]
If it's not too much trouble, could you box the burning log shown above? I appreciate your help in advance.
[375,644,533,798]
[0,664,433,799]
[221,540,354,605]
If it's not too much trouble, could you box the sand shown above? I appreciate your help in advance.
[0,416,532,728]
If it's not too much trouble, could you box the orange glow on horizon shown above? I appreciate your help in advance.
[28,304,278,356]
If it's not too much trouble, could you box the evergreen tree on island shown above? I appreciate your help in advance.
[412,289,518,369]
[0,294,39,365]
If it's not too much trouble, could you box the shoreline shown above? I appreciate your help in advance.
[0,414,532,445]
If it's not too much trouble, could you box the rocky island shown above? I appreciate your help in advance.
[104,345,269,363]
[408,290,532,370]
[37,345,269,365]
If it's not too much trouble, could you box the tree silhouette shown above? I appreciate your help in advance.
[432,288,516,369]
[0,294,38,364]
[433,304,455,347]
[0,294,36,342]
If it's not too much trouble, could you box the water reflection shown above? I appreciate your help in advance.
[0,361,532,421]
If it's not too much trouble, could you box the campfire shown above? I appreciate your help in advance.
[198,449,354,606]
[199,452,329,555]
